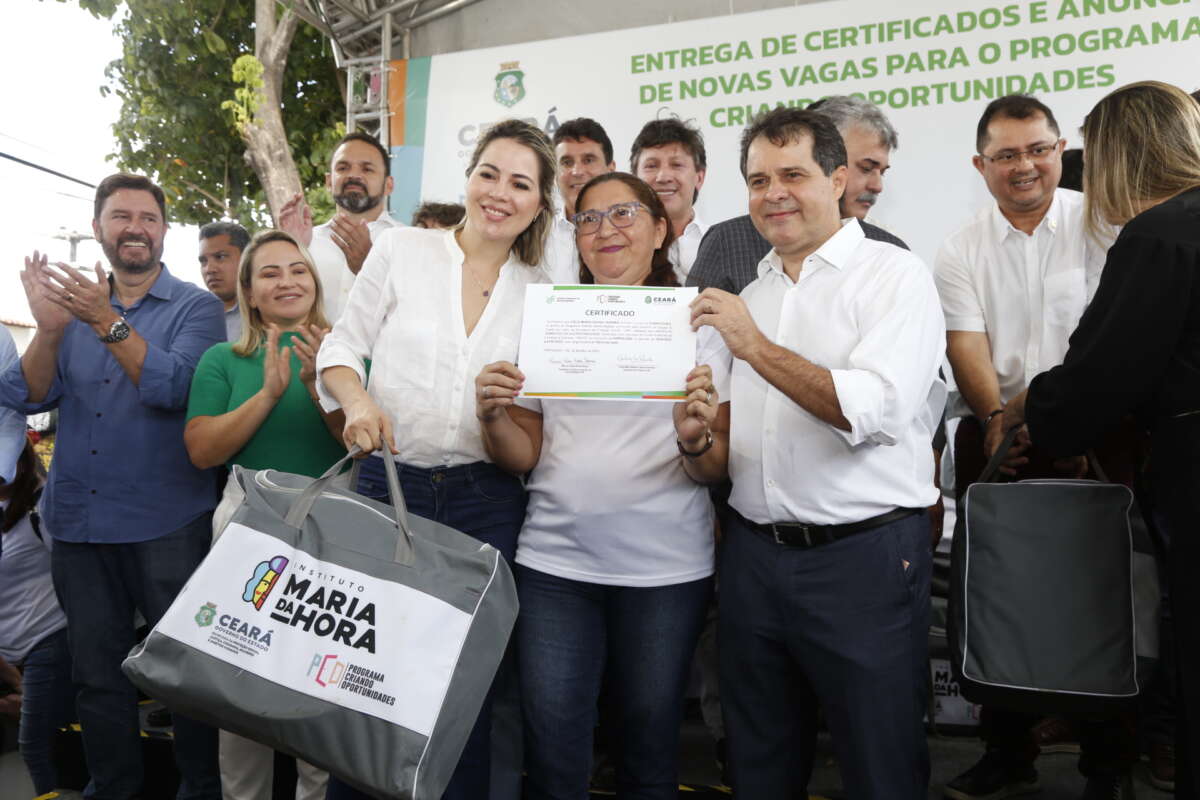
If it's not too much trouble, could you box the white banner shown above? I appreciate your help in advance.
[157,523,472,736]
[395,0,1199,264]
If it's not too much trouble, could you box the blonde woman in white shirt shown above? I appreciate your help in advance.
[316,119,555,800]
[475,172,729,800]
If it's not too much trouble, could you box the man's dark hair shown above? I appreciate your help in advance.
[94,173,167,222]
[975,95,1060,153]
[334,130,391,177]
[411,201,466,228]
[198,221,250,251]
[1192,88,1200,105]
[1060,148,1084,192]
[739,107,847,179]
[629,117,707,173]
[552,118,614,165]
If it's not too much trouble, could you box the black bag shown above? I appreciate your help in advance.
[948,428,1160,713]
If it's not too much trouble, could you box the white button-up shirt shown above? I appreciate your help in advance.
[542,214,581,285]
[668,212,709,286]
[310,213,404,323]
[703,219,946,526]
[316,227,547,468]
[934,188,1111,412]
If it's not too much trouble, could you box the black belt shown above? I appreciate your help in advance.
[735,506,923,549]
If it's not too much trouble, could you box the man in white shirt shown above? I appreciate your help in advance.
[936,96,1132,800]
[689,95,905,294]
[631,118,708,285]
[544,118,616,284]
[695,107,944,799]
[197,221,249,341]
[278,131,401,323]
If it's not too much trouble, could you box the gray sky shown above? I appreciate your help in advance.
[1,2,206,324]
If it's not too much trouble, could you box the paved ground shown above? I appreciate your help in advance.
[2,717,1173,799]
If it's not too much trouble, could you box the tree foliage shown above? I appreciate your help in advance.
[74,0,343,227]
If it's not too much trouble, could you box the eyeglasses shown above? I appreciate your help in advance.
[979,141,1062,165]
[572,202,649,235]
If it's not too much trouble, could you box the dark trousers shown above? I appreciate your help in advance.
[50,513,220,800]
[18,628,76,795]
[326,457,526,800]
[1150,420,1200,797]
[718,510,932,800]
[516,564,711,800]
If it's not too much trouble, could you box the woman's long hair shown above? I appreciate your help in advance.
[2,438,43,534]
[231,229,331,358]
[460,119,557,267]
[573,172,678,288]
[1082,81,1200,234]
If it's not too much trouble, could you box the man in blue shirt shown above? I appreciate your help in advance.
[0,173,224,799]
[0,327,23,486]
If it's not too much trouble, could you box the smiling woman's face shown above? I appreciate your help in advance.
[247,240,317,326]
[576,180,666,286]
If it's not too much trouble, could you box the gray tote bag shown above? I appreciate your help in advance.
[948,427,1160,714]
[123,449,518,799]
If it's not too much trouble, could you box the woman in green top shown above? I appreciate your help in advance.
[185,229,342,800]
[186,229,345,477]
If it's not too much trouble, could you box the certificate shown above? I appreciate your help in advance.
[517,284,698,401]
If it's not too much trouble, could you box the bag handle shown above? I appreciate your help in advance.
[977,426,1020,484]
[978,425,1111,484]
[284,447,415,566]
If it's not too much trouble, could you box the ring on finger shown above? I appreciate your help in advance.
[483,385,491,399]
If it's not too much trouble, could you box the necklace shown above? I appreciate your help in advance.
[463,261,497,297]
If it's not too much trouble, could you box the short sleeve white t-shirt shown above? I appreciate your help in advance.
[514,340,730,587]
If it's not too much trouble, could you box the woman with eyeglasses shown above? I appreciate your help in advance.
[475,172,730,799]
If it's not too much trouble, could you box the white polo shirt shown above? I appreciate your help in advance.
[934,188,1111,412]
[704,219,946,526]
[669,212,709,286]
[317,227,548,468]
[310,213,404,323]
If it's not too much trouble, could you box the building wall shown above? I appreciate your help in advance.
[409,0,824,58]
[3,323,34,355]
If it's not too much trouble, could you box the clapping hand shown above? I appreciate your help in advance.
[19,251,74,333]
[277,193,314,247]
[330,213,373,275]
[292,324,330,387]
[261,324,293,402]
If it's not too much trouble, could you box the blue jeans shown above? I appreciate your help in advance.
[51,513,220,800]
[718,510,932,800]
[326,457,526,800]
[517,564,712,800]
[18,627,75,795]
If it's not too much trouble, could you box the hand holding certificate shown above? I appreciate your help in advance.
[517,284,698,401]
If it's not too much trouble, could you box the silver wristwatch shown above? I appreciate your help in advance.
[99,317,131,344]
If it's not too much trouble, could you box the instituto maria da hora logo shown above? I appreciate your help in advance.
[244,555,290,610]
[494,61,526,108]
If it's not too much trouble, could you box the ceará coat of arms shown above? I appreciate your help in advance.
[494,61,526,108]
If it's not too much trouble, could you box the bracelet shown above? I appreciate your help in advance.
[983,408,1004,425]
[677,429,714,458]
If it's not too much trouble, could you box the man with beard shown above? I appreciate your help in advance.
[688,95,904,294]
[0,173,224,799]
[278,131,399,322]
